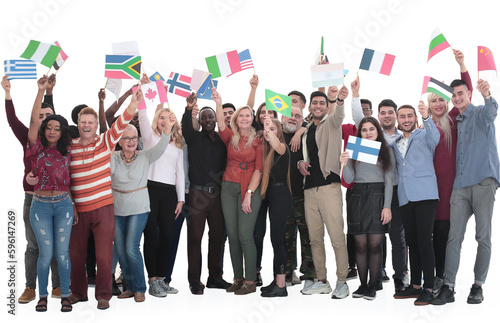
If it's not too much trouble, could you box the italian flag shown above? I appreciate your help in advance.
[205,50,241,78]
[20,40,61,68]
[421,76,454,102]
[428,28,450,62]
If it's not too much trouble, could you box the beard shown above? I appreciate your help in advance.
[284,123,298,133]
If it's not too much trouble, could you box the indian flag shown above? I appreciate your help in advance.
[20,40,61,68]
[428,28,450,62]
[421,76,454,102]
[311,63,344,87]
[205,50,241,78]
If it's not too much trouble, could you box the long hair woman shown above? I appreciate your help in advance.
[26,76,73,312]
[138,105,185,297]
[340,116,394,300]
[214,88,263,295]
[258,116,293,297]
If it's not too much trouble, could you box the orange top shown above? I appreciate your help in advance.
[70,110,134,213]
[219,126,263,200]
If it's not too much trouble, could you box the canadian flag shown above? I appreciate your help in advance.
[136,80,168,110]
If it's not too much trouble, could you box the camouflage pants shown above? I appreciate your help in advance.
[285,197,315,278]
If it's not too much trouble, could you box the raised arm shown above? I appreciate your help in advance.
[327,85,347,128]
[326,86,339,115]
[418,100,440,149]
[246,74,259,109]
[28,76,48,147]
[213,88,225,132]
[98,88,107,134]
[105,86,133,127]
[350,75,364,126]
[263,116,286,155]
[44,73,56,109]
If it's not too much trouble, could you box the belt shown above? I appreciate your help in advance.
[112,186,147,194]
[270,181,286,187]
[191,184,219,194]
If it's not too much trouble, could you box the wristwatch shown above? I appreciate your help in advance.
[247,189,253,195]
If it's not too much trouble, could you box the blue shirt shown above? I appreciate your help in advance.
[454,97,500,189]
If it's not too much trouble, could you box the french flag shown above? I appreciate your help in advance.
[359,48,396,76]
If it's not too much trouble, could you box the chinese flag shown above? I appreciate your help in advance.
[478,46,497,72]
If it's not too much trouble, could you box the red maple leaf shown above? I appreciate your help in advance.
[145,87,157,101]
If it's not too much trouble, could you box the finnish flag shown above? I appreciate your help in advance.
[345,135,381,165]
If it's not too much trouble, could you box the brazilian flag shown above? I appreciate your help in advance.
[265,89,292,117]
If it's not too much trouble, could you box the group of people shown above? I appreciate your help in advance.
[3,48,498,312]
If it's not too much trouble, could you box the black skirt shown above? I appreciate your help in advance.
[347,182,388,235]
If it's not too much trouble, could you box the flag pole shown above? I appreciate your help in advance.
[104,78,109,90]
[45,68,51,77]
[54,56,68,74]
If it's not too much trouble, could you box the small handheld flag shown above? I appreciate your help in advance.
[4,60,37,80]
[205,50,241,78]
[137,80,168,110]
[191,69,212,92]
[20,40,61,68]
[149,72,165,83]
[104,55,142,80]
[359,49,395,76]
[421,76,454,102]
[345,135,381,165]
[478,46,497,73]
[311,63,344,87]
[166,72,192,98]
[428,28,451,62]
[197,79,218,100]
[265,90,292,117]
[52,41,68,71]
[106,78,122,101]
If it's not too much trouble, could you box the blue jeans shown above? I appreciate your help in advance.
[114,213,148,293]
[30,193,73,298]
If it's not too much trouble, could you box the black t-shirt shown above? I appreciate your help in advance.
[304,123,339,190]
[269,149,290,186]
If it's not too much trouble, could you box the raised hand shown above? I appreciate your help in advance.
[140,73,150,85]
[327,86,339,102]
[186,92,197,110]
[351,75,360,98]
[249,74,259,89]
[98,88,106,102]
[212,88,221,105]
[338,85,349,101]
[418,100,429,119]
[477,79,491,97]
[37,75,48,91]
[47,73,56,92]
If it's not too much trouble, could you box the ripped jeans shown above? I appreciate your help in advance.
[30,192,73,298]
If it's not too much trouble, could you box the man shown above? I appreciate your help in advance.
[298,86,350,299]
[432,79,499,305]
[378,99,408,293]
[392,103,440,306]
[361,99,373,117]
[281,106,315,286]
[68,88,142,310]
[3,74,61,303]
[182,93,231,294]
[222,103,235,128]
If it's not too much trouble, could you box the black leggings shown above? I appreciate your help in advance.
[143,180,178,278]
[433,220,450,279]
[265,185,293,276]
[354,233,384,287]
[400,200,437,289]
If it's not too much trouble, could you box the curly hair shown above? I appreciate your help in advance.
[39,114,71,156]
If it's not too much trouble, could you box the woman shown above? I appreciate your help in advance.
[214,88,263,295]
[253,102,278,285]
[340,116,394,300]
[427,49,472,294]
[139,106,185,297]
[258,116,293,297]
[26,76,73,312]
[110,117,174,302]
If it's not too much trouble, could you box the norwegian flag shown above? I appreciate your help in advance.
[166,72,192,98]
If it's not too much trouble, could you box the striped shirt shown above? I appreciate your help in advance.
[70,110,133,212]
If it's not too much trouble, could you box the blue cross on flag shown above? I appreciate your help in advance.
[345,135,381,165]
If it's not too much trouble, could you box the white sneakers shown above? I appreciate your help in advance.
[331,281,349,299]
[301,280,349,299]
[301,280,332,295]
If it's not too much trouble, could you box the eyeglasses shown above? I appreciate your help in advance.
[362,108,372,112]
[122,136,138,143]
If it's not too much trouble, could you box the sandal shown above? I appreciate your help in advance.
[61,297,72,312]
[35,297,47,312]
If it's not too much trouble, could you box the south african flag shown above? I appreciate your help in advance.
[105,55,141,80]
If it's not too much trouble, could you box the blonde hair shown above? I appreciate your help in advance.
[427,93,452,153]
[230,106,256,150]
[260,118,291,199]
[151,108,184,149]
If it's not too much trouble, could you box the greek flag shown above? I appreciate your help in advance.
[4,60,37,80]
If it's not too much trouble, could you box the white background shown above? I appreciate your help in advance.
[1,0,498,322]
